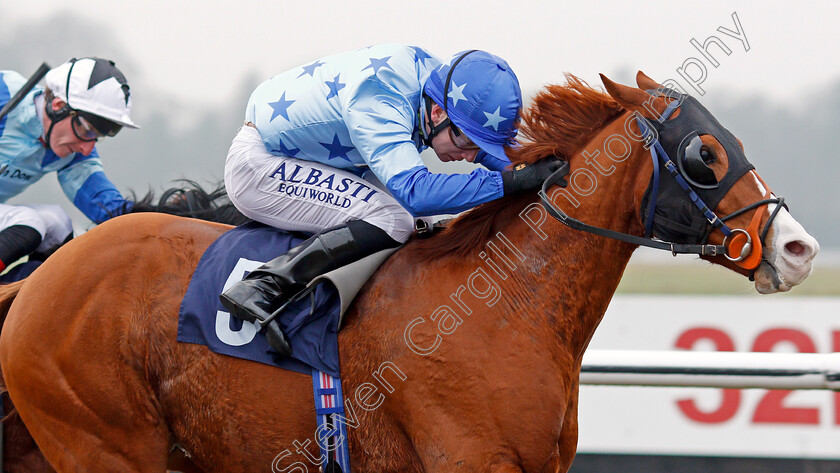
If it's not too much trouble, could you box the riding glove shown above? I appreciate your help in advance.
[501,157,564,194]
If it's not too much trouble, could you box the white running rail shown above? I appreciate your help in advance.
[580,350,840,390]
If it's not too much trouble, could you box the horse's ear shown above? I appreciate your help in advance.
[635,71,660,90]
[600,73,669,117]
[600,74,650,109]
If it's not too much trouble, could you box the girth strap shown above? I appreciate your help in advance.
[311,369,352,473]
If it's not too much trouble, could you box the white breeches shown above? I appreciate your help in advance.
[0,203,73,252]
[224,125,415,243]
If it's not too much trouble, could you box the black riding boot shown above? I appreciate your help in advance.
[219,220,400,356]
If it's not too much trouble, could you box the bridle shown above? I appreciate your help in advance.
[538,91,786,273]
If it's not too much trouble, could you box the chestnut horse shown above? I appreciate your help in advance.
[0,73,819,473]
[0,182,248,473]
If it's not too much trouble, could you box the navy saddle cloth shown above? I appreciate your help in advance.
[177,221,341,376]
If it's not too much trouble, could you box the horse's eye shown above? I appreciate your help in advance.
[700,146,716,165]
[678,134,719,190]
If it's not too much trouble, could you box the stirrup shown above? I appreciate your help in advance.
[264,319,292,357]
[257,283,322,356]
[254,283,320,331]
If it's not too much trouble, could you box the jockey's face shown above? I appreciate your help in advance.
[428,103,480,163]
[44,99,97,158]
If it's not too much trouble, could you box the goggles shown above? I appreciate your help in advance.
[79,110,122,138]
[63,109,122,143]
[449,123,480,150]
[70,112,102,142]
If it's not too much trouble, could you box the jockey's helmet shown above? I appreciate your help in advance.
[44,57,139,137]
[423,50,521,160]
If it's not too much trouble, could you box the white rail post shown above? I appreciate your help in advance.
[580,350,840,390]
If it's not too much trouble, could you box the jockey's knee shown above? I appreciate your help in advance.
[369,210,414,244]
[0,205,76,267]
[0,205,46,267]
[0,205,47,236]
[0,224,43,269]
[345,220,402,251]
[392,213,415,243]
[22,205,74,254]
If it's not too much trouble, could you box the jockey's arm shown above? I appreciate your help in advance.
[344,79,504,217]
[56,148,133,224]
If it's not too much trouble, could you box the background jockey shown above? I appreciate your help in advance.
[0,58,138,274]
[220,44,561,355]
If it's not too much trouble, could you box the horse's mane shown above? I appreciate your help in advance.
[125,180,251,226]
[408,75,623,259]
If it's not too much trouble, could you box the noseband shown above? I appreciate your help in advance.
[538,91,786,272]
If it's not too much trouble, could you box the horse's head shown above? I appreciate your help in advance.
[599,72,818,294]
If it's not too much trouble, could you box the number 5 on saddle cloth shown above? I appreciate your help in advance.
[178,222,397,473]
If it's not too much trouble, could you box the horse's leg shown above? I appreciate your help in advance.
[0,274,172,471]
[1,349,171,473]
[554,382,580,473]
[530,382,580,473]
[2,399,55,473]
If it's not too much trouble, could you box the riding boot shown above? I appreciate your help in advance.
[0,225,43,272]
[219,220,400,356]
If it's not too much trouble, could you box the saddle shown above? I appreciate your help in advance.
[177,222,403,375]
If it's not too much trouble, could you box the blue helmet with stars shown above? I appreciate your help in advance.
[424,50,522,161]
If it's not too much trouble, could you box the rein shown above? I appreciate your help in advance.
[538,98,786,269]
[538,164,726,257]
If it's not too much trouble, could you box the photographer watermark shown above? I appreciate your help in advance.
[550,11,749,211]
[268,10,752,472]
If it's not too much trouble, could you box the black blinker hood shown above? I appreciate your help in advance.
[641,93,755,243]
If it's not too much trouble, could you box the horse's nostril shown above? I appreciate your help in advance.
[785,240,807,258]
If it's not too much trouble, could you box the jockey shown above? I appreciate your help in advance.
[220,44,561,355]
[0,58,139,271]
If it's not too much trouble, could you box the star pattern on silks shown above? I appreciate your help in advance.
[483,106,505,130]
[447,81,467,107]
[298,60,325,78]
[268,92,295,122]
[411,46,432,66]
[324,74,346,100]
[362,56,394,75]
[319,134,354,162]
[272,137,300,157]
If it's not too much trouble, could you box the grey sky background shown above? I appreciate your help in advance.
[2,0,838,249]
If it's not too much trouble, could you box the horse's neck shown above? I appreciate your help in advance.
[348,112,652,372]
[491,115,650,361]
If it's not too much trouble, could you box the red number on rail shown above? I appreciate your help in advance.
[750,328,819,425]
[674,327,741,423]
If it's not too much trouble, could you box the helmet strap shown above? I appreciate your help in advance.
[420,94,452,147]
[42,100,73,150]
[42,58,78,150]
[420,50,479,147]
[420,50,482,147]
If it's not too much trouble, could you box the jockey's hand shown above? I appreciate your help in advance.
[501,157,564,194]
